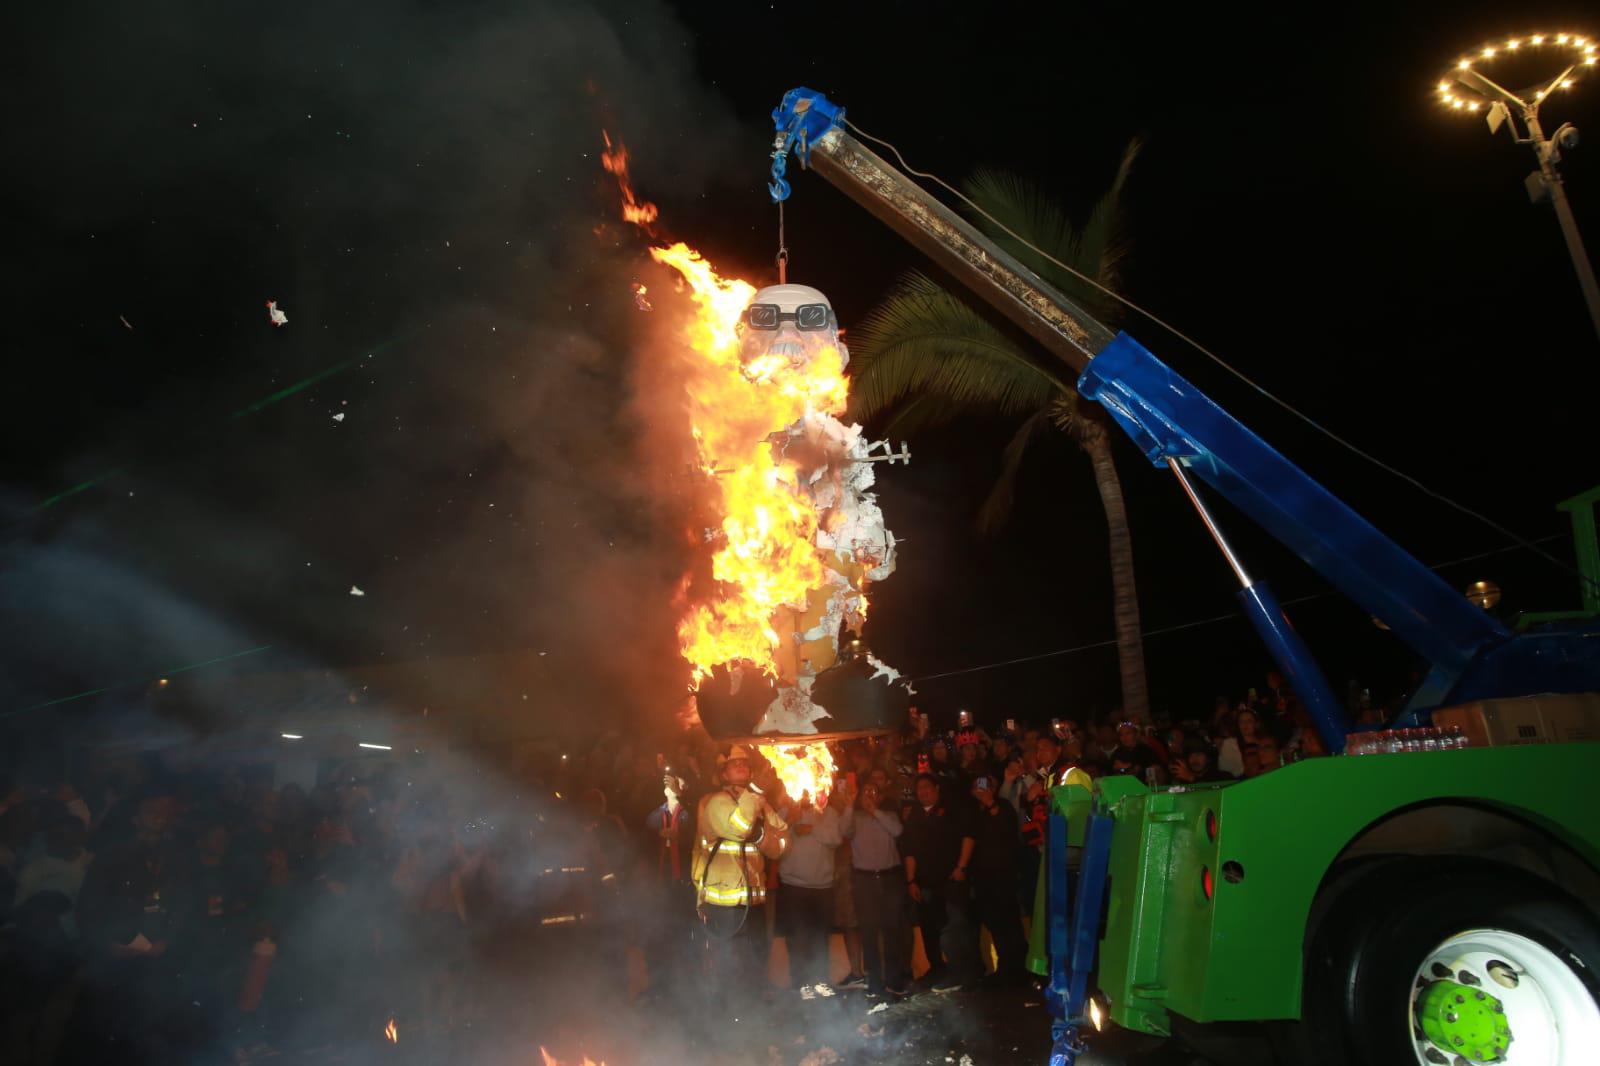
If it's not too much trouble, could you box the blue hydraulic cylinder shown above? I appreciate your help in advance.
[1078,333,1510,694]
[1237,582,1348,753]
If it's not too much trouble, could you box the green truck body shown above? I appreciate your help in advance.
[1032,743,1600,1035]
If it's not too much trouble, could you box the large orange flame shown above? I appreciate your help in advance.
[648,243,849,684]
[602,133,859,797]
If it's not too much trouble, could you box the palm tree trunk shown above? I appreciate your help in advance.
[1082,429,1150,721]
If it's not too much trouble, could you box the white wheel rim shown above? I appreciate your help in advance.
[1410,928,1600,1065]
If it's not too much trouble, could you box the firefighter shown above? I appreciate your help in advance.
[691,744,791,999]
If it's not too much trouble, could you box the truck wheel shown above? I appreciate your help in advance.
[1332,864,1600,1066]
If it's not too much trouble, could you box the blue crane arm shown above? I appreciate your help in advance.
[1079,333,1510,680]
[768,86,1597,740]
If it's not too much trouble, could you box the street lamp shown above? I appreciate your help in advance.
[1436,32,1600,340]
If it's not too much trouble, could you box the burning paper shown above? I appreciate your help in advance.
[266,299,288,327]
[597,133,907,801]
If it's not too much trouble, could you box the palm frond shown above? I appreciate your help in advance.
[848,273,1070,426]
[878,394,961,438]
[1078,138,1142,312]
[962,143,1142,326]
[962,169,1083,285]
[975,409,1055,535]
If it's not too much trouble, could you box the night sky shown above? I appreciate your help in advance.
[5,0,1598,743]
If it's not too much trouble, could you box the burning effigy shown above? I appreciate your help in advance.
[648,250,911,791]
[599,130,909,798]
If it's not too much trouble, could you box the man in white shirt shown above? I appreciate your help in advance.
[779,783,847,998]
[840,780,910,997]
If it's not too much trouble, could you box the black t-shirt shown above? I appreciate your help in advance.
[969,798,1020,880]
[902,802,974,885]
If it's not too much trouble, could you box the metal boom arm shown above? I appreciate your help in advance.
[771,87,1599,749]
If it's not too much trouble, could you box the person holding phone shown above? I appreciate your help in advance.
[840,779,909,998]
[779,780,848,998]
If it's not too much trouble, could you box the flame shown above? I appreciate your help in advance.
[384,1018,398,1043]
[600,130,659,231]
[599,135,861,802]
[648,241,850,683]
[759,743,837,805]
[539,1049,606,1066]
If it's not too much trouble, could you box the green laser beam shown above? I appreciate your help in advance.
[229,360,355,419]
[2,644,274,719]
[28,468,126,514]
[26,329,417,517]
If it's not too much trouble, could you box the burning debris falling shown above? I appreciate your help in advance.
[266,299,288,327]
[599,130,659,233]
[384,1017,398,1043]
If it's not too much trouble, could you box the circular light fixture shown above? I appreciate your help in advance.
[1434,31,1595,111]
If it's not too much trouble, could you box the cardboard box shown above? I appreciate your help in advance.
[1434,692,1600,748]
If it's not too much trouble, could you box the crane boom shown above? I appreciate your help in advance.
[770,87,1600,747]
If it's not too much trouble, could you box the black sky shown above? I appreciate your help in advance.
[4,0,1598,737]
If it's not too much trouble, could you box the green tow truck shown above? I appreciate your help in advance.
[764,87,1600,1065]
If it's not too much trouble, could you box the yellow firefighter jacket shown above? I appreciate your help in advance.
[691,786,791,908]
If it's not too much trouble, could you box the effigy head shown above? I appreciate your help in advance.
[739,283,847,374]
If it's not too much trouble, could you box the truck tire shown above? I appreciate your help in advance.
[1298,860,1600,1066]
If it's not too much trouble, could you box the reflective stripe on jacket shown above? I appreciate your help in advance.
[691,787,791,908]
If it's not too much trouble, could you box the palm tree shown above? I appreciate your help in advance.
[847,142,1150,721]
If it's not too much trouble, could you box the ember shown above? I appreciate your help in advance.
[539,1048,606,1066]
[384,1017,398,1043]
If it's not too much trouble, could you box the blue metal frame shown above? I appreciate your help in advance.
[769,87,846,202]
[1047,806,1115,1066]
[1077,333,1600,715]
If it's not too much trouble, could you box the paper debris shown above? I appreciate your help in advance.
[331,412,345,423]
[755,686,828,736]
[632,282,652,311]
[349,586,365,597]
[266,299,288,327]
[866,1001,889,1015]
[119,314,134,331]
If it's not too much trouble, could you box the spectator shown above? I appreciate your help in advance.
[74,790,185,1060]
[15,818,91,936]
[1111,721,1160,778]
[901,774,978,993]
[967,776,1027,984]
[840,779,909,998]
[778,785,847,997]
[1218,707,1265,778]
[1170,744,1233,783]
[1248,736,1283,778]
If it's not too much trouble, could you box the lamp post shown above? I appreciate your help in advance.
[1437,32,1600,340]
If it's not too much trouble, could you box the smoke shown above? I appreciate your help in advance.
[3,0,748,724]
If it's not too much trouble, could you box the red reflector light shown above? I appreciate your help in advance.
[1202,866,1215,900]
[1204,809,1218,842]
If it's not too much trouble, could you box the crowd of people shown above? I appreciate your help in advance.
[0,668,1338,1062]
